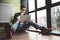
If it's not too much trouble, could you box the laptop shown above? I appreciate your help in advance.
[20,15,31,23]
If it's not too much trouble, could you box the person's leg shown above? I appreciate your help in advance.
[21,23,30,31]
[28,21,42,30]
[28,21,52,34]
[20,21,51,34]
[12,21,19,32]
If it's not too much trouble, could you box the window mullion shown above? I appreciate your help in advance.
[35,0,37,23]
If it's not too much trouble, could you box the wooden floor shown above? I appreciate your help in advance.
[8,31,60,40]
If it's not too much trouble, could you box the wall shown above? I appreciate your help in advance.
[0,0,20,16]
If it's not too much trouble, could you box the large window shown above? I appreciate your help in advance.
[28,0,47,28]
[37,0,45,8]
[28,0,60,35]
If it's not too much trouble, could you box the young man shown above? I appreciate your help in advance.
[12,6,51,34]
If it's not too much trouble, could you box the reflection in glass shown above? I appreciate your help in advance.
[37,9,47,27]
[51,6,60,31]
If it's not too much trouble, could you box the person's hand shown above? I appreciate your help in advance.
[17,16,20,21]
[23,21,27,23]
[23,21,28,24]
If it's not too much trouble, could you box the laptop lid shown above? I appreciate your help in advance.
[20,15,31,22]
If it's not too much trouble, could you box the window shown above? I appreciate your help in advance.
[28,0,60,35]
[37,0,45,8]
[28,0,47,28]
[28,0,35,11]
[52,0,60,4]
[51,5,60,31]
[29,12,35,23]
[37,9,47,27]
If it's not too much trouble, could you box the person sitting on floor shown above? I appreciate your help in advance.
[12,5,51,34]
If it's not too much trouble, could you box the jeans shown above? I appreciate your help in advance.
[12,21,42,32]
[12,21,19,32]
[19,21,42,31]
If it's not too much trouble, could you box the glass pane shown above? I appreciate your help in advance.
[52,0,60,4]
[51,5,60,31]
[28,0,35,11]
[29,12,35,23]
[37,9,47,27]
[37,0,45,8]
[29,12,36,30]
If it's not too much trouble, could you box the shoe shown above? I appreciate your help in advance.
[41,27,52,35]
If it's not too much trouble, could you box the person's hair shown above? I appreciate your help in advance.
[20,5,26,10]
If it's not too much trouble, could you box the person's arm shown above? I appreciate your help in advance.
[12,13,19,24]
[17,16,20,21]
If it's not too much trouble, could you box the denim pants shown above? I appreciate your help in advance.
[12,21,19,32]
[12,21,42,32]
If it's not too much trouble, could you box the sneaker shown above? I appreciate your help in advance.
[41,27,52,35]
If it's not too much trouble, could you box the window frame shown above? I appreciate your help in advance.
[27,0,60,28]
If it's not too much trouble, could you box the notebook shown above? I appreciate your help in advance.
[20,15,31,22]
